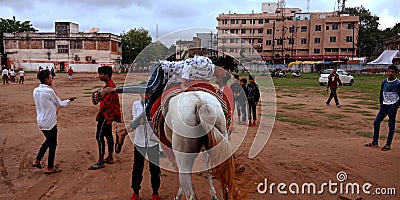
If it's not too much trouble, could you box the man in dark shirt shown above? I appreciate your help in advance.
[247,75,260,127]
[326,67,342,108]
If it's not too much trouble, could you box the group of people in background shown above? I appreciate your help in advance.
[2,67,25,85]
[230,74,260,127]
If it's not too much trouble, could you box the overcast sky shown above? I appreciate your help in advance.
[1,0,399,43]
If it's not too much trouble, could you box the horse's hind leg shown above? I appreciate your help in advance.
[202,151,218,200]
[175,152,198,200]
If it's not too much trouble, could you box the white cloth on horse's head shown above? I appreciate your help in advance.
[160,55,215,84]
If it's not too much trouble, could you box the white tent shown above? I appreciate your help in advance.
[367,50,400,64]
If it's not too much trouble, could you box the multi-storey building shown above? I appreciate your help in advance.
[216,2,359,64]
[3,22,122,72]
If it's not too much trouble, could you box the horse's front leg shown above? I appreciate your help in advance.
[174,186,184,200]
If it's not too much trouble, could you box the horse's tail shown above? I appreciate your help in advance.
[196,102,239,200]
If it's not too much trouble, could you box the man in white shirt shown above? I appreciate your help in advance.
[9,69,16,83]
[130,94,161,200]
[18,69,25,84]
[2,67,9,85]
[32,70,75,174]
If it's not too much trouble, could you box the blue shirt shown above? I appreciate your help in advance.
[380,78,400,105]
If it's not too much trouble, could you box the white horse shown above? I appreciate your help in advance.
[163,91,238,200]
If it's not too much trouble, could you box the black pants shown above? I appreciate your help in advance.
[326,88,340,106]
[36,125,58,169]
[248,101,257,121]
[131,145,161,195]
[96,115,114,156]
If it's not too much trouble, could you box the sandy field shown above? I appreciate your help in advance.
[0,72,399,200]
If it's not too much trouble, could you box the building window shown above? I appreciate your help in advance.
[332,24,339,30]
[258,19,263,24]
[57,45,68,53]
[314,38,321,44]
[315,25,322,31]
[346,36,353,42]
[289,27,295,33]
[70,40,82,49]
[266,29,272,34]
[241,29,246,34]
[230,38,236,43]
[266,40,272,46]
[258,29,263,33]
[277,39,283,45]
[56,25,68,35]
[230,19,236,24]
[347,23,354,29]
[330,36,336,43]
[314,49,320,54]
[326,48,339,52]
[44,40,55,49]
[326,25,330,30]
[242,19,246,24]
[288,38,294,44]
[222,20,228,25]
[301,26,307,32]
[229,48,235,52]
[264,19,269,23]
[258,38,263,43]
[301,38,307,44]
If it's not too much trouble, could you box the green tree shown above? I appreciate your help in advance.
[345,6,380,58]
[121,28,152,64]
[0,16,37,61]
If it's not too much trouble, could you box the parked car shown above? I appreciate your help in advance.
[319,69,354,86]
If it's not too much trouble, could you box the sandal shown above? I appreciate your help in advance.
[45,167,62,174]
[32,163,43,169]
[364,143,378,148]
[381,145,391,151]
[88,162,105,170]
[104,157,114,164]
[115,130,126,154]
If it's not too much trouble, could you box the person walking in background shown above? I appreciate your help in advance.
[67,67,73,81]
[51,67,56,79]
[326,66,342,108]
[130,93,161,200]
[247,75,260,127]
[238,78,248,125]
[230,74,241,123]
[365,65,400,151]
[18,68,25,84]
[88,66,122,170]
[2,67,9,85]
[32,70,75,174]
[9,69,16,83]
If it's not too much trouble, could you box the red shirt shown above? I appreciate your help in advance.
[67,68,73,75]
[100,80,122,124]
[327,73,342,89]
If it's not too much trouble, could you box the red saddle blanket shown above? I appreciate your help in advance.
[150,81,234,149]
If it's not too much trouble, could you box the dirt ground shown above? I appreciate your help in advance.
[0,72,399,200]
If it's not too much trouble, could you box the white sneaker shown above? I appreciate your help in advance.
[326,103,331,106]
[336,104,341,108]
